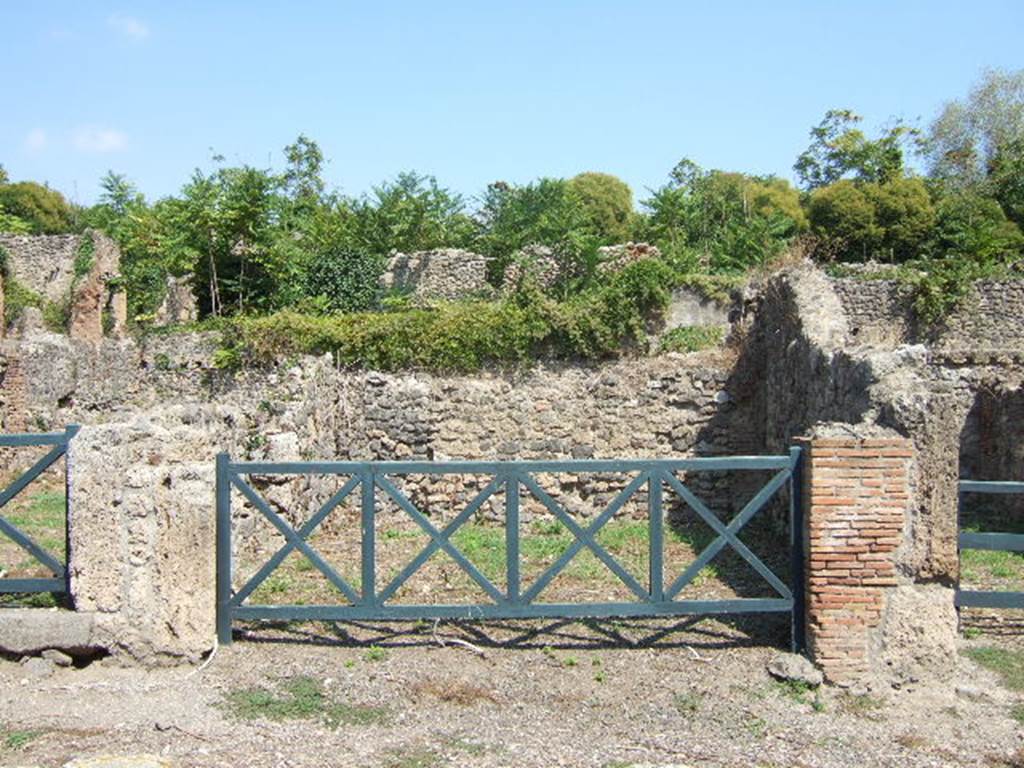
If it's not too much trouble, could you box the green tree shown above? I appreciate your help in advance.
[932,191,1024,262]
[795,109,912,190]
[867,177,936,261]
[349,171,474,256]
[0,181,77,233]
[642,160,805,272]
[566,172,634,243]
[988,135,1024,228]
[923,68,1024,191]
[807,180,880,259]
[475,177,597,280]
[282,134,326,208]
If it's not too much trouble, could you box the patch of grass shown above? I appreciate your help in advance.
[673,690,702,716]
[219,676,388,729]
[3,728,41,750]
[743,716,768,738]
[384,747,443,768]
[658,325,726,354]
[364,645,388,663]
[961,548,1024,585]
[838,692,885,719]
[0,592,61,608]
[447,737,489,756]
[1011,704,1024,724]
[769,678,826,712]
[964,647,1024,691]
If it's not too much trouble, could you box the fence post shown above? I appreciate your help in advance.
[216,452,233,646]
[789,446,806,653]
[506,472,520,603]
[360,465,376,606]
[649,471,664,602]
[63,424,80,601]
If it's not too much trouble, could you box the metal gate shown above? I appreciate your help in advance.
[956,479,1024,611]
[217,449,805,649]
[0,426,79,597]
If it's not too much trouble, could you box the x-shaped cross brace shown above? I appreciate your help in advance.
[231,474,362,606]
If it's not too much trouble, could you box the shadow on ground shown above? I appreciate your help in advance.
[234,612,790,652]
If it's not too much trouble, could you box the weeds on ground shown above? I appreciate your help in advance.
[771,679,825,711]
[964,647,1024,691]
[219,676,388,729]
[837,692,885,719]
[2,728,41,750]
[658,325,726,354]
[383,746,443,768]
[446,737,489,756]
[1012,704,1024,724]
[673,690,702,716]
[744,716,768,738]
[364,645,388,663]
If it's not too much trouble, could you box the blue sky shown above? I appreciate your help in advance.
[3,1,1023,206]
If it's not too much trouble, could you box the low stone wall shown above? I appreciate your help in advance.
[380,249,492,303]
[831,277,1024,349]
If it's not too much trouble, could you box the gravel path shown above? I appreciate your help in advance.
[1,617,1021,768]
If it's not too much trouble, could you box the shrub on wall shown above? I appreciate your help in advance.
[303,248,383,314]
[225,259,676,372]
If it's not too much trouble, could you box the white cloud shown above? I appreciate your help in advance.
[72,126,128,153]
[24,129,48,152]
[107,13,149,41]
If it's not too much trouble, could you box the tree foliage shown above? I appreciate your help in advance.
[0,181,77,234]
[566,172,634,243]
[642,160,805,272]
[924,68,1024,189]
[795,109,912,190]
[808,178,935,262]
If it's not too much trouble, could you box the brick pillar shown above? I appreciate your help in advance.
[805,433,912,684]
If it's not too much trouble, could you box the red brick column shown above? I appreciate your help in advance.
[805,435,913,684]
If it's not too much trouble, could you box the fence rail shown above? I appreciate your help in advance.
[0,425,78,596]
[956,479,1024,610]
[217,449,805,650]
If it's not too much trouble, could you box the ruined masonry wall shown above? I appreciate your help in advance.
[832,278,1024,349]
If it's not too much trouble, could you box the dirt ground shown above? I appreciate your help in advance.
[1,615,1022,768]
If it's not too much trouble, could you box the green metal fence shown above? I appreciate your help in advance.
[956,479,1024,610]
[0,426,79,596]
[217,449,805,649]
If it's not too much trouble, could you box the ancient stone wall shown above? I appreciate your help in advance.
[380,249,492,303]
[0,233,81,304]
[832,278,1024,349]
[0,230,127,343]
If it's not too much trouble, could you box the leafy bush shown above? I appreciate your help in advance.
[566,172,634,243]
[303,248,382,313]
[808,178,936,262]
[641,160,804,273]
[474,178,598,281]
[0,181,77,234]
[226,259,676,371]
[658,325,726,353]
[932,192,1024,262]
